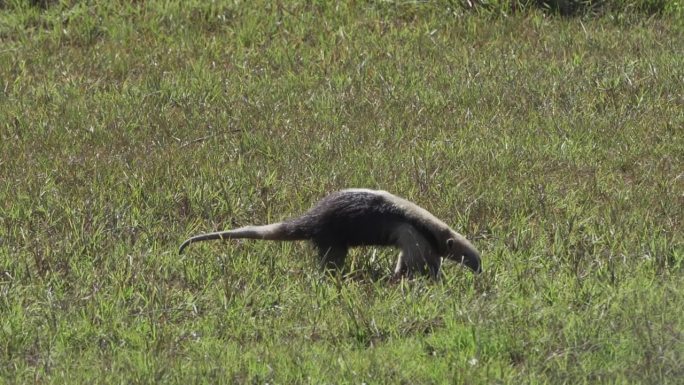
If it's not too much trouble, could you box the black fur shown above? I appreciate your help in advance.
[281,190,440,254]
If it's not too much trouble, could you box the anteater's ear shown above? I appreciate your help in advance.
[446,238,455,249]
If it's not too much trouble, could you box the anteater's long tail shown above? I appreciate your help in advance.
[178,222,304,254]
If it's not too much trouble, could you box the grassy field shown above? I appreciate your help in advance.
[1,1,682,383]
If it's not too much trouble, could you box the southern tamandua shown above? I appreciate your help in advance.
[179,189,482,278]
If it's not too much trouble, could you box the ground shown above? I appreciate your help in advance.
[0,1,682,383]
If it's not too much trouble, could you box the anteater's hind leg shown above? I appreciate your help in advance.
[316,243,348,271]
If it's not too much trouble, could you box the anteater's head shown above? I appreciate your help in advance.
[446,235,482,274]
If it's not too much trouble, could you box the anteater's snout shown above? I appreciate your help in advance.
[462,251,482,274]
[468,257,482,274]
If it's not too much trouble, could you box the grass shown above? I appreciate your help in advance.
[0,1,682,383]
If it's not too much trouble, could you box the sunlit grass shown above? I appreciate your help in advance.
[0,1,682,383]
